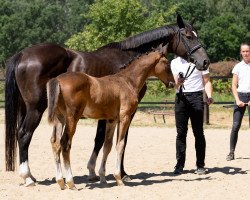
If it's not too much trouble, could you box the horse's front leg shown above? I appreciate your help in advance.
[87,120,106,181]
[50,120,65,190]
[114,116,131,186]
[120,85,147,181]
[18,108,44,187]
[60,118,77,190]
[98,121,117,185]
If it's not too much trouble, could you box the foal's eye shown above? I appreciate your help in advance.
[186,35,192,39]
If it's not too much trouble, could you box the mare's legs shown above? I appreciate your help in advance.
[50,118,65,189]
[18,105,46,186]
[98,121,117,184]
[87,120,106,181]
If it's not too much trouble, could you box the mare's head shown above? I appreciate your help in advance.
[168,14,210,70]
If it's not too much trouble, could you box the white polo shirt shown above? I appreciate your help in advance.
[232,60,250,93]
[170,57,209,93]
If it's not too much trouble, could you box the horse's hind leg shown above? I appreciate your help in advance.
[50,118,65,190]
[60,118,78,190]
[18,106,45,186]
[87,120,106,181]
[98,121,117,185]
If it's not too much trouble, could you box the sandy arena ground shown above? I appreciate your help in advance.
[0,116,250,199]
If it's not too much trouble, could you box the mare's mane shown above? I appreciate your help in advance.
[100,21,195,53]
[100,24,178,52]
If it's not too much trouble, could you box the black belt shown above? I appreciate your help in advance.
[182,91,203,95]
[238,92,250,96]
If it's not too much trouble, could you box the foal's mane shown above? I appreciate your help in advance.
[120,50,161,71]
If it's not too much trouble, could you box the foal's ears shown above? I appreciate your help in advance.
[158,44,168,56]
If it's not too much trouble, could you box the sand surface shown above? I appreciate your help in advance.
[0,122,250,200]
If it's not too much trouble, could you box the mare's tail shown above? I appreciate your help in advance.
[5,52,22,171]
[47,78,61,124]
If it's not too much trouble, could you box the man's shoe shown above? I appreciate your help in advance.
[226,153,234,161]
[195,168,206,175]
[173,167,183,175]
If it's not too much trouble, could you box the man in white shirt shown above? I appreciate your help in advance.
[171,57,213,175]
[226,43,250,161]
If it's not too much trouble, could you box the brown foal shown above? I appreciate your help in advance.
[46,48,174,189]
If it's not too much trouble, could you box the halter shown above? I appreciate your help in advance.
[174,28,203,62]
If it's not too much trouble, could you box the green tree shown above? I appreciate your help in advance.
[66,0,178,51]
[0,0,92,66]
[200,14,247,62]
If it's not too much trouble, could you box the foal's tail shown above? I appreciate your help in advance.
[5,52,22,171]
[47,78,61,124]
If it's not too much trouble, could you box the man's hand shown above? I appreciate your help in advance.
[207,97,214,105]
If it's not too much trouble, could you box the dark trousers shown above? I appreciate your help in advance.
[229,92,250,154]
[175,91,205,168]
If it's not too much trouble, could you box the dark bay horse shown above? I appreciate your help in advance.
[47,49,172,189]
[5,14,210,186]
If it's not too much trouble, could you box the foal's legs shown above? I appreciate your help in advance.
[18,105,45,186]
[89,84,147,181]
[50,118,65,189]
[60,117,78,190]
[114,116,131,186]
[98,121,117,184]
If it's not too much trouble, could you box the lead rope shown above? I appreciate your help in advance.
[177,63,196,103]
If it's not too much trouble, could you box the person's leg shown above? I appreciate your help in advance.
[174,95,189,172]
[189,92,206,169]
[227,93,247,160]
[227,106,246,159]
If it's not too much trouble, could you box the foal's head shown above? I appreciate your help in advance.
[149,51,174,87]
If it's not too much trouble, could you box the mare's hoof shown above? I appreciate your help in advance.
[88,175,100,182]
[122,175,131,182]
[24,177,36,187]
[30,174,37,182]
[57,179,66,190]
[99,181,110,188]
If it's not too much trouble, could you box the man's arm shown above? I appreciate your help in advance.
[203,74,213,105]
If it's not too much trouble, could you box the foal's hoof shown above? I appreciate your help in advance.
[122,175,131,182]
[87,175,100,182]
[57,179,66,190]
[116,181,125,186]
[24,177,36,187]
[66,182,77,190]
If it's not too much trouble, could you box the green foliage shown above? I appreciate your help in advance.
[0,0,92,65]
[211,79,232,93]
[200,13,247,62]
[146,80,173,96]
[66,0,178,51]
